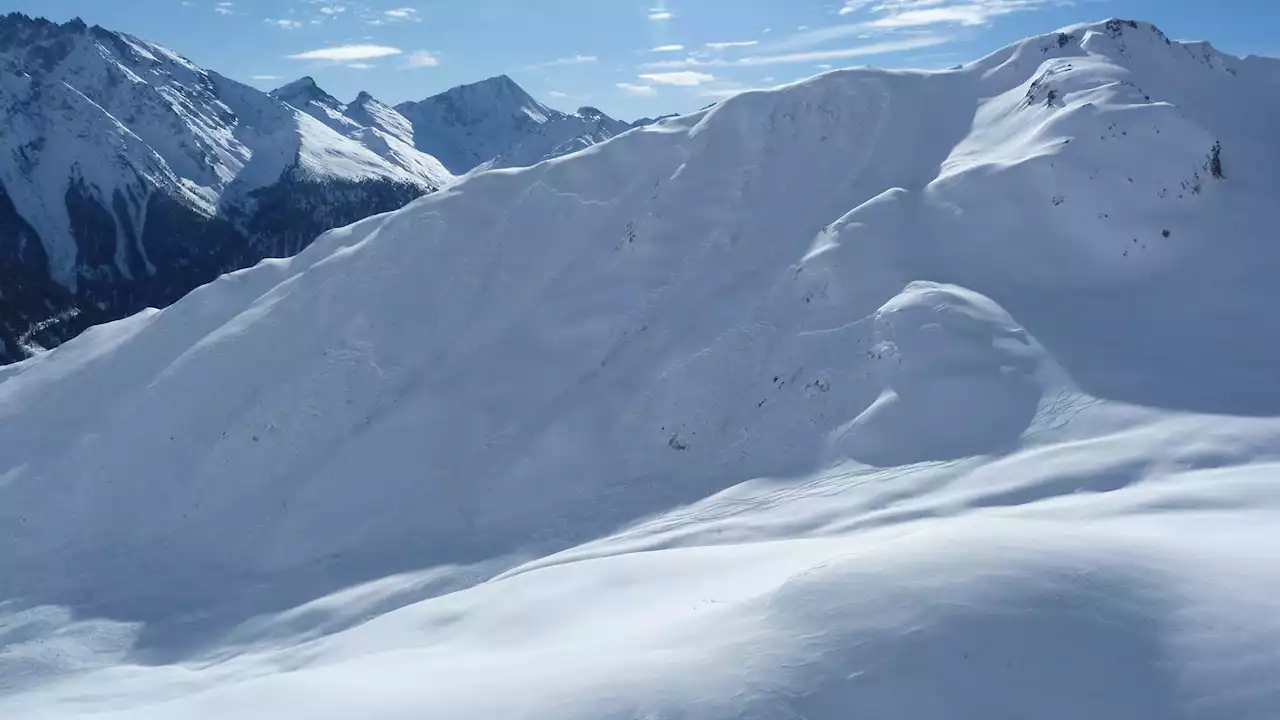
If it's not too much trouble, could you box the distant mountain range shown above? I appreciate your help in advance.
[0,12,655,363]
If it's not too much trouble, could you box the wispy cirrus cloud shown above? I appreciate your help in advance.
[839,0,1062,28]
[617,82,658,96]
[648,8,674,20]
[641,35,949,69]
[266,18,303,29]
[214,2,234,15]
[521,54,598,70]
[652,44,685,52]
[287,44,403,61]
[638,70,716,86]
[706,40,759,50]
[757,24,878,54]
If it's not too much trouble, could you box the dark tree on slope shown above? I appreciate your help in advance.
[1209,141,1225,180]
[244,169,426,258]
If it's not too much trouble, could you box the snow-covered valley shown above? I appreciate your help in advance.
[0,18,1278,719]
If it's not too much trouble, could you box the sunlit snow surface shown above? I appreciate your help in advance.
[1,20,1279,719]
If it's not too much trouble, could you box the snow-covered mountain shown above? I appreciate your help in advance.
[0,13,451,364]
[3,18,1280,720]
[269,78,452,186]
[344,91,416,145]
[395,74,633,174]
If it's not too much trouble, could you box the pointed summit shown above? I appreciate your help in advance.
[393,75,630,174]
[271,76,341,111]
[343,90,416,145]
[421,74,550,123]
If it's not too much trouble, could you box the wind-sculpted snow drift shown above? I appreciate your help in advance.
[1,19,1279,719]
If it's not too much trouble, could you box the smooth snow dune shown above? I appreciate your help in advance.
[1,19,1279,719]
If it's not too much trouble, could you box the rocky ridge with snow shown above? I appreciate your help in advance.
[0,13,452,363]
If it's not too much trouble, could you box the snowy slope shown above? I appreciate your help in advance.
[2,18,1280,719]
[344,91,416,145]
[396,74,632,173]
[0,13,450,363]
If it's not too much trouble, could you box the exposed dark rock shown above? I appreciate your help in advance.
[0,175,426,364]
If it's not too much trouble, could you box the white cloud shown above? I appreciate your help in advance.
[287,44,403,61]
[652,44,685,52]
[617,82,658,96]
[266,18,303,29]
[706,40,758,50]
[319,5,346,14]
[384,8,417,19]
[839,0,1057,28]
[214,2,234,15]
[867,7,995,28]
[522,54,598,69]
[404,50,440,68]
[838,0,877,14]
[761,24,871,53]
[648,10,674,20]
[252,75,281,81]
[549,91,570,98]
[347,63,375,69]
[641,35,950,69]
[638,70,716,86]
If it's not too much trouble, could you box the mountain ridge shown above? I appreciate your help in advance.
[0,12,451,362]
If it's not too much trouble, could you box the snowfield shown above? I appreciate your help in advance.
[1,19,1279,719]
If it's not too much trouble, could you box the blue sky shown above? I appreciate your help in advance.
[12,0,1280,120]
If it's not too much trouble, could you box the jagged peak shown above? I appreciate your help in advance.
[0,12,85,32]
[424,74,545,112]
[273,76,318,94]
[0,12,91,42]
[473,73,522,91]
[271,76,342,109]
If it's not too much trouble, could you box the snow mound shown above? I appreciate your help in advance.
[1,17,1279,719]
[832,282,1048,466]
